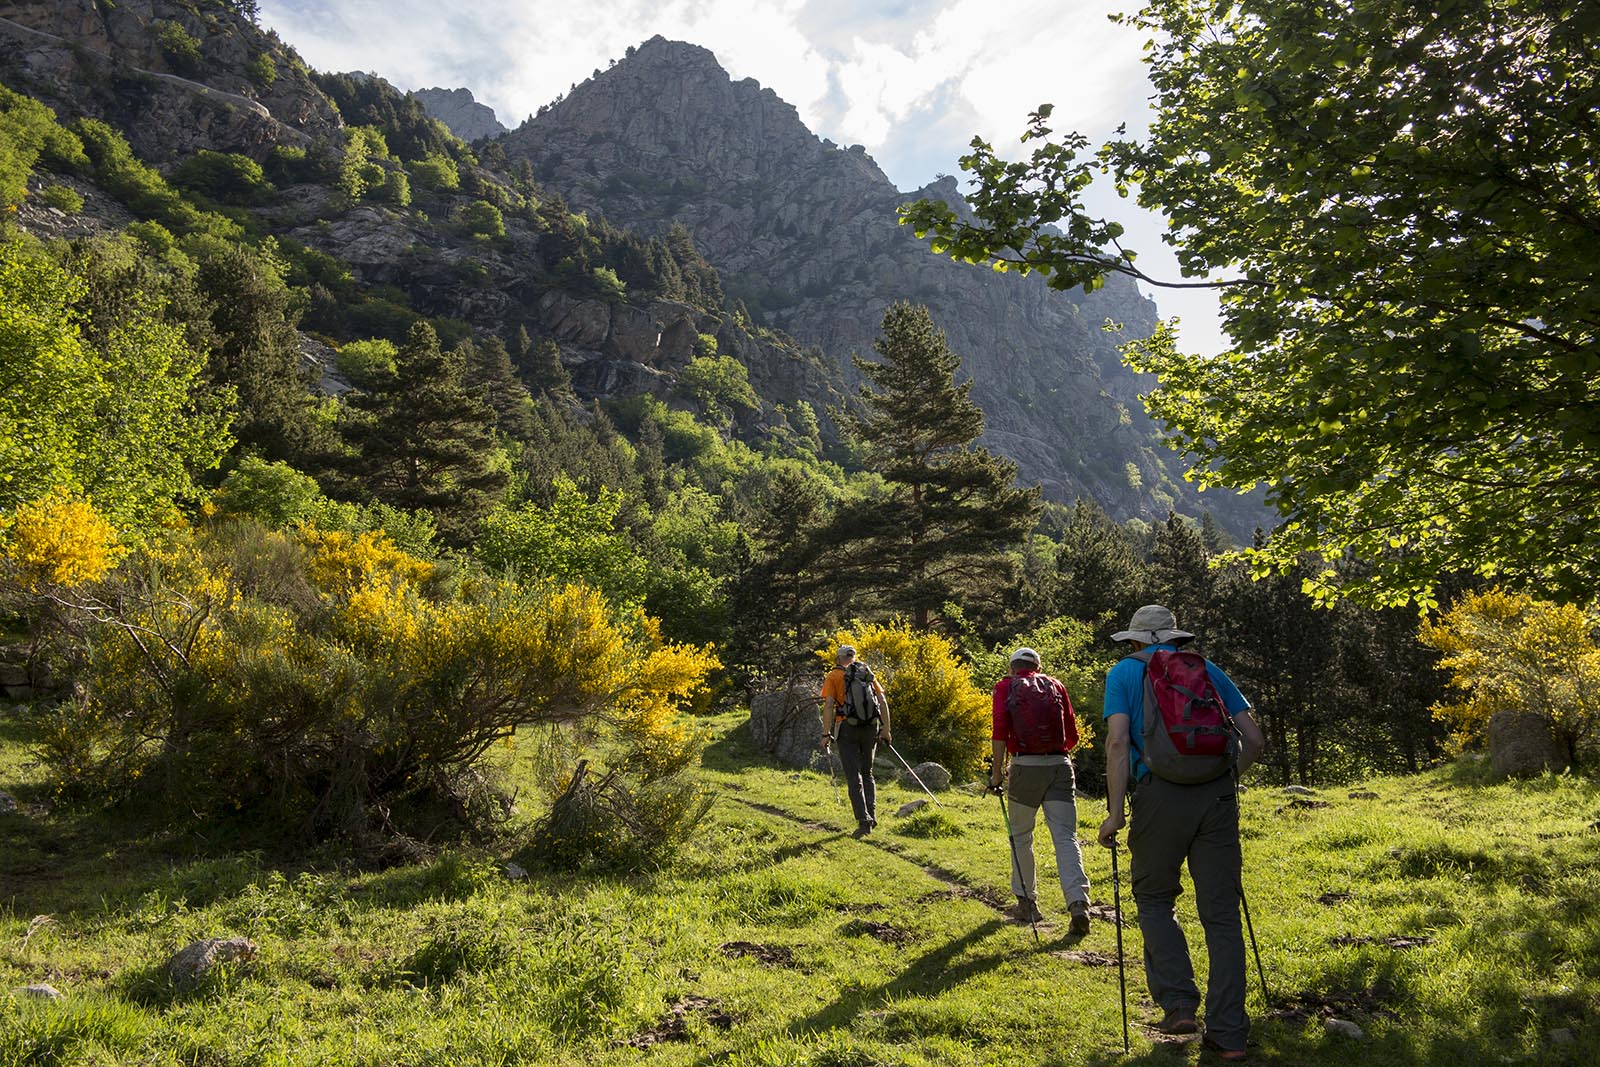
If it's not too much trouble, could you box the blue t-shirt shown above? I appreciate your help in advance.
[1102,644,1251,781]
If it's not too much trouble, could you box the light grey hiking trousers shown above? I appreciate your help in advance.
[1005,760,1090,906]
[1128,773,1249,1053]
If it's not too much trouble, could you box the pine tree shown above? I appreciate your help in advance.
[514,326,572,400]
[728,469,836,683]
[832,302,1041,630]
[1052,498,1151,636]
[340,323,506,544]
[1149,511,1214,636]
[462,335,535,442]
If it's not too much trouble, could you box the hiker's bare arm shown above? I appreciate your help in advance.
[989,739,1007,788]
[1098,715,1131,847]
[1233,709,1265,775]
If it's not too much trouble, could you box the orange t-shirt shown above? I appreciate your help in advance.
[820,666,846,707]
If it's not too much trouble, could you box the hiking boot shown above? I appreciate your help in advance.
[852,822,872,838]
[1155,1006,1199,1035]
[1201,1034,1247,1061]
[1068,899,1090,936]
[1009,896,1043,924]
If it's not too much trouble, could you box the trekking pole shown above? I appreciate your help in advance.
[1110,842,1130,1055]
[991,776,1040,946]
[825,744,841,806]
[1230,765,1270,1007]
[1240,876,1269,1007]
[884,741,943,808]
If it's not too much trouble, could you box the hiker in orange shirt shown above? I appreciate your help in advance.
[820,645,890,837]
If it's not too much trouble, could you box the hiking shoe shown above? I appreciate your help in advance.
[1068,900,1090,936]
[1009,897,1043,924]
[852,822,872,838]
[1201,1034,1247,1061]
[1155,1006,1199,1035]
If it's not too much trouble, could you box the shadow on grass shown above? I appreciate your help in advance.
[768,917,1012,1047]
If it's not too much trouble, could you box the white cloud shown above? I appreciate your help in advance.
[256,0,1224,355]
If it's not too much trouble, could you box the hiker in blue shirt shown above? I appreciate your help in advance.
[1097,605,1266,1063]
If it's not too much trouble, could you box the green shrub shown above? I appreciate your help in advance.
[125,220,175,252]
[153,20,203,74]
[246,51,276,88]
[333,337,398,389]
[478,475,647,607]
[409,153,459,191]
[169,150,270,204]
[36,184,83,213]
[0,85,86,209]
[591,265,626,299]
[456,199,505,239]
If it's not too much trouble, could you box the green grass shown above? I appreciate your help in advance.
[2,708,1597,1065]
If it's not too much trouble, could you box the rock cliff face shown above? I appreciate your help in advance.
[413,87,506,143]
[504,36,1232,525]
[0,0,340,163]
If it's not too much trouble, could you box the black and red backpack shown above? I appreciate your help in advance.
[1129,649,1239,783]
[1004,673,1080,754]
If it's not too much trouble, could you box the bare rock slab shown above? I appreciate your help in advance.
[899,762,951,792]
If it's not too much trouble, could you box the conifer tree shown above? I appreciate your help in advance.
[1051,498,1150,635]
[340,323,506,544]
[1149,511,1214,637]
[514,326,572,400]
[832,302,1040,630]
[462,335,535,442]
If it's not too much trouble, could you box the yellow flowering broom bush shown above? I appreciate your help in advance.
[1420,588,1600,769]
[820,621,990,780]
[33,517,719,853]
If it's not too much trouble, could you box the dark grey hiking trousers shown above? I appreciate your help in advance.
[834,721,879,827]
[1129,773,1249,1052]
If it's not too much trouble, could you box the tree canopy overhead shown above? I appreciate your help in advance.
[902,0,1600,607]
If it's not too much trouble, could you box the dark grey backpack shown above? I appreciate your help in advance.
[841,662,883,727]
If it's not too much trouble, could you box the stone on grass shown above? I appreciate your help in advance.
[1348,790,1379,800]
[504,862,528,881]
[167,937,256,988]
[1281,785,1316,796]
[1324,1018,1364,1040]
[1548,1028,1575,1046]
[1488,711,1569,777]
[13,984,62,1001]
[896,799,929,818]
[899,762,951,792]
[0,792,17,815]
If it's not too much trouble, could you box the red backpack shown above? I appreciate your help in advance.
[1130,649,1238,784]
[1004,673,1080,754]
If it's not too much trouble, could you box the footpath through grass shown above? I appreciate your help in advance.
[1,709,1597,1066]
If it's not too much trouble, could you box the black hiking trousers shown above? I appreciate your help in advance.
[834,721,879,828]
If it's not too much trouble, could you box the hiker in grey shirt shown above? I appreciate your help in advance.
[1097,605,1266,1062]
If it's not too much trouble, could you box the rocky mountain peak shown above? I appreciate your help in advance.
[413,85,506,142]
[500,38,1266,530]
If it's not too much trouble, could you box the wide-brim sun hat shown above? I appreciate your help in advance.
[1111,604,1195,644]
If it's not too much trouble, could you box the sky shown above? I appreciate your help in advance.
[257,0,1226,356]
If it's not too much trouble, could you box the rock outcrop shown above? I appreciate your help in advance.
[1488,711,1570,778]
[505,36,1257,530]
[0,0,341,164]
[413,87,506,143]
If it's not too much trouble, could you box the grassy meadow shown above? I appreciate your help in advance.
[2,708,1597,1066]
